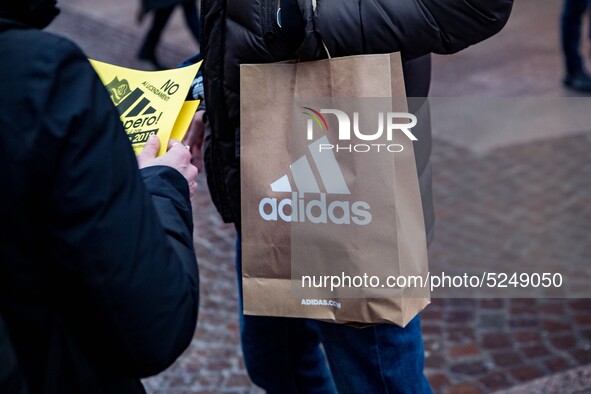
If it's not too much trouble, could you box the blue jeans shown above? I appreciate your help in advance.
[235,238,432,394]
[561,0,591,75]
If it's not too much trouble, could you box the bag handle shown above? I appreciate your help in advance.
[310,0,332,59]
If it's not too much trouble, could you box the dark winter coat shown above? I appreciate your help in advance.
[0,19,199,394]
[201,0,513,243]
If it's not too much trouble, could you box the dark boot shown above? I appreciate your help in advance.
[564,71,591,92]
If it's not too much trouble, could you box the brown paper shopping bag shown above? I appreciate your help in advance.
[240,53,429,327]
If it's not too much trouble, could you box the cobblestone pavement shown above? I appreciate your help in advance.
[424,134,591,393]
[45,2,591,394]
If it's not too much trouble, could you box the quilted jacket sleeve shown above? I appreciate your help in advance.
[296,0,513,60]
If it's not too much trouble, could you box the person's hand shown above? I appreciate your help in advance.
[183,110,205,171]
[137,135,198,196]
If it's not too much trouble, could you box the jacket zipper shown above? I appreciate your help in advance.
[263,0,279,39]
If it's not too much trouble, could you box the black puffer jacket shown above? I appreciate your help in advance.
[201,0,513,241]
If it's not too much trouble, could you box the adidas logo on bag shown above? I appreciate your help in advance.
[257,107,418,226]
[258,136,373,226]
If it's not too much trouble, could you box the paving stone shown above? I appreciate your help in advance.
[574,314,591,326]
[449,343,480,358]
[538,303,565,314]
[508,318,540,329]
[422,325,443,336]
[513,331,543,344]
[447,311,477,324]
[447,382,483,394]
[581,329,591,341]
[544,357,574,373]
[430,298,446,308]
[491,350,522,367]
[426,355,447,369]
[509,305,536,315]
[478,314,505,331]
[569,300,591,312]
[570,349,591,365]
[427,373,451,392]
[446,328,478,344]
[479,372,513,391]
[450,361,489,376]
[481,333,513,350]
[422,310,444,321]
[448,299,479,309]
[549,334,579,350]
[480,299,505,309]
[521,345,551,360]
[509,366,546,382]
[542,320,573,334]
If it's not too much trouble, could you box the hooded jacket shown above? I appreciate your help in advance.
[201,0,513,243]
[0,11,198,394]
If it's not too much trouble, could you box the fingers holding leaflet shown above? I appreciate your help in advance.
[137,134,161,169]
[139,137,198,196]
[166,139,198,196]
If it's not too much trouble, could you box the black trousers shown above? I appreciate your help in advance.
[561,0,591,75]
[139,1,200,59]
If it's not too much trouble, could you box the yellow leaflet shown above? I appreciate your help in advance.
[89,59,202,156]
[170,100,200,142]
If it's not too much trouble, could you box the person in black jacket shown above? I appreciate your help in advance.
[561,0,591,92]
[137,0,200,70]
[187,0,513,392]
[0,1,199,393]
